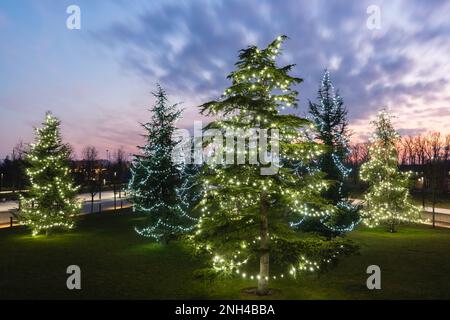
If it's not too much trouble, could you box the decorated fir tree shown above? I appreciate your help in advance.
[128,85,195,243]
[192,36,356,295]
[19,112,80,236]
[360,110,421,232]
[177,162,203,219]
[307,70,359,233]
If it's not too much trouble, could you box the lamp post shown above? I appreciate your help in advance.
[0,173,3,192]
[99,177,102,201]
[113,171,117,211]
[420,176,425,208]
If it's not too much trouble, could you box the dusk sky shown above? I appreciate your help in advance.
[0,0,449,159]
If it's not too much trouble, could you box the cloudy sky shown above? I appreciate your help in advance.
[0,0,449,159]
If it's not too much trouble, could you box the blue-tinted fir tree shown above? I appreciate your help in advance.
[128,85,195,243]
[307,70,359,233]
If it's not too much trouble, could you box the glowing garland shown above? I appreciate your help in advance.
[19,113,81,236]
[359,110,422,230]
[128,86,198,241]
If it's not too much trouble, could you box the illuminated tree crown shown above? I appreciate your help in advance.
[127,84,196,242]
[20,112,80,235]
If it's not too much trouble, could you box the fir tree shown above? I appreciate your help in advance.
[177,163,203,218]
[19,112,80,236]
[307,70,359,233]
[192,36,355,295]
[128,85,195,243]
[360,110,421,232]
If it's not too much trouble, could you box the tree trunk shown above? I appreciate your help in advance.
[432,188,436,228]
[161,234,170,245]
[390,224,395,233]
[432,205,435,228]
[389,218,395,233]
[421,179,425,208]
[257,194,270,295]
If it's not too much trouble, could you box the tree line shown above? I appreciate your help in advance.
[0,144,130,201]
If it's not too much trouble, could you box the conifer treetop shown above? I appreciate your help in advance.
[200,35,303,118]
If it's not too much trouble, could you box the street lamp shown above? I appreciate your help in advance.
[113,172,117,210]
[0,173,3,192]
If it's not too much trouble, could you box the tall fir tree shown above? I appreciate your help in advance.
[307,70,359,233]
[19,112,80,236]
[128,85,196,243]
[360,110,421,232]
[192,36,356,295]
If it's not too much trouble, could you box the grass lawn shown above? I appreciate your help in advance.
[1,209,449,299]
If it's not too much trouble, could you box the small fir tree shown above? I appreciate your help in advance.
[127,85,195,243]
[360,110,421,232]
[20,112,80,236]
[307,70,359,233]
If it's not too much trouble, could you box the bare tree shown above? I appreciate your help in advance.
[444,134,450,161]
[424,132,446,227]
[347,142,369,186]
[400,136,417,165]
[81,146,99,213]
[412,135,430,207]
[415,135,429,166]
[10,141,28,193]
[348,143,369,166]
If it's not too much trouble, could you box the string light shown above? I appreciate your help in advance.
[360,110,423,231]
[127,86,198,241]
[19,112,81,235]
[305,70,360,232]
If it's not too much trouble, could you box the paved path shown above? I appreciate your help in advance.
[0,191,120,211]
[424,206,450,215]
[0,192,131,228]
[351,198,450,228]
[2,197,449,229]
[351,198,450,214]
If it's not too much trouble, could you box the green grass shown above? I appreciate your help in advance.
[1,209,449,299]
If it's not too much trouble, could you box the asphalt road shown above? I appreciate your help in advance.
[1,197,449,228]
[0,192,131,227]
